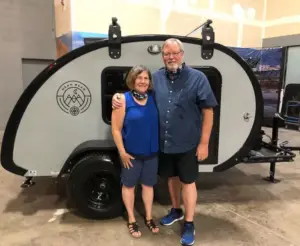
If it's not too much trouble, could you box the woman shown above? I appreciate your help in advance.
[111,65,159,238]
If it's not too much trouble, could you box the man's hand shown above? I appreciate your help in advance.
[196,143,209,161]
[196,108,213,161]
[112,93,123,109]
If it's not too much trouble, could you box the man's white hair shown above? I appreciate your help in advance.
[162,38,184,52]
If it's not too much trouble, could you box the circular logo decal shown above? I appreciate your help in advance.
[56,80,92,116]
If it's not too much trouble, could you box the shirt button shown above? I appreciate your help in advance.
[167,110,169,113]
[170,91,172,93]
[166,121,168,123]
[169,100,171,103]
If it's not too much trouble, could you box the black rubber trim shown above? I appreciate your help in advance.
[58,139,118,176]
[0,34,263,176]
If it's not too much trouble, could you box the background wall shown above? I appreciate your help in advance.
[54,0,72,57]
[262,0,300,47]
[264,0,300,38]
[0,0,56,130]
[56,0,265,53]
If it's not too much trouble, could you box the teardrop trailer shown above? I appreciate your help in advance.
[1,18,299,220]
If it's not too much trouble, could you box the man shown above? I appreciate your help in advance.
[112,38,217,245]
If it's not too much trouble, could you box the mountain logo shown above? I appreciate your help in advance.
[56,80,92,116]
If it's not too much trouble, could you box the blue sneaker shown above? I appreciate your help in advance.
[180,223,195,245]
[160,208,184,226]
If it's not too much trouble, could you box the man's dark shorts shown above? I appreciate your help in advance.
[121,155,158,187]
[158,147,198,184]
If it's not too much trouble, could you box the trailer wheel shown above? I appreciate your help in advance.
[67,153,123,219]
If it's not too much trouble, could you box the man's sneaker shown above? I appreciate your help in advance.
[160,208,184,226]
[180,222,195,245]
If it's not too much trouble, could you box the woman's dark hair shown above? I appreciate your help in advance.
[126,65,153,90]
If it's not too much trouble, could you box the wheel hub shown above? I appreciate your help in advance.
[85,174,118,209]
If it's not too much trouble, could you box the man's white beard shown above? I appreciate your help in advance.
[167,63,179,71]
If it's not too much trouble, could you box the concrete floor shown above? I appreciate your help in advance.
[1,127,300,246]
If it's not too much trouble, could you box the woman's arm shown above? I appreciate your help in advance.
[111,95,135,168]
[111,94,126,154]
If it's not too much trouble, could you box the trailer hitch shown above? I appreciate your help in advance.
[21,177,35,188]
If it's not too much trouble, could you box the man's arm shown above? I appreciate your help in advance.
[112,92,124,109]
[196,74,218,145]
[200,108,214,145]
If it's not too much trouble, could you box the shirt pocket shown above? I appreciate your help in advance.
[178,87,196,105]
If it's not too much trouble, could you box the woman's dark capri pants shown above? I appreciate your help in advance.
[121,154,158,187]
[158,147,198,184]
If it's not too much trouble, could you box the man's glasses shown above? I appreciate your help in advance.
[162,51,182,57]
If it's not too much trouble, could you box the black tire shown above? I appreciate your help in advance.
[67,152,123,219]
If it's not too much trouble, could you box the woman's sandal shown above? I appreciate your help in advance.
[145,218,160,234]
[127,221,141,238]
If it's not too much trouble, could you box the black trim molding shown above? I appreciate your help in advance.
[0,34,263,176]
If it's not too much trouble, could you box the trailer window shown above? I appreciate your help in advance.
[101,66,132,123]
[101,66,221,121]
[101,66,221,164]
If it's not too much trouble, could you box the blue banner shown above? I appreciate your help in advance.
[230,47,283,126]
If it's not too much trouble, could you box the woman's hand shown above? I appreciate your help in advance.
[120,151,135,169]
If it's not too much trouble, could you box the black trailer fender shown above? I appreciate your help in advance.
[59,140,120,177]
